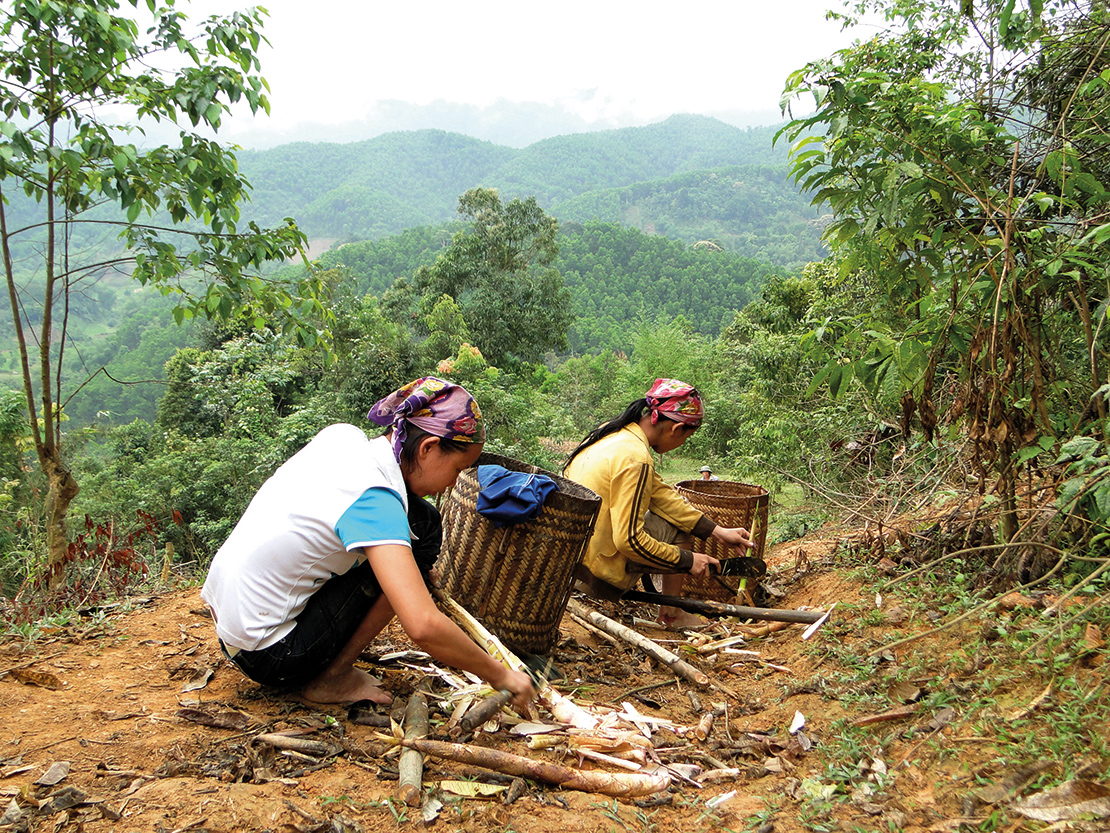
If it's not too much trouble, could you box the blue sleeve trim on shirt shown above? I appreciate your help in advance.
[335,487,409,554]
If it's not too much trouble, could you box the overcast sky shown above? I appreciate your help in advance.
[182,0,875,148]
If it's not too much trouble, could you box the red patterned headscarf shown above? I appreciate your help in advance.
[368,377,485,461]
[645,378,704,427]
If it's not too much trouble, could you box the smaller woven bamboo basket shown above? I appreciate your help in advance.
[439,452,601,656]
[673,480,770,603]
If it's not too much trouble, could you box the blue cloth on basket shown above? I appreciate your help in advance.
[476,465,559,528]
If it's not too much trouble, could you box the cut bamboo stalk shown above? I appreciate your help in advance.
[566,598,709,688]
[398,691,429,806]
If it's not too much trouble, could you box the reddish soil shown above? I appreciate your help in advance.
[0,532,1040,833]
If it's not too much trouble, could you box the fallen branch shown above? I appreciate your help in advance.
[568,611,623,649]
[849,704,920,727]
[566,598,708,688]
[0,651,64,680]
[387,736,671,797]
[613,679,676,702]
[622,591,826,625]
[253,733,340,758]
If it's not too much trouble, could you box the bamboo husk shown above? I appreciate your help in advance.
[565,731,650,764]
[390,737,672,797]
[397,691,428,806]
[566,599,709,688]
[695,634,748,654]
[527,734,564,750]
[567,728,654,752]
[702,767,743,782]
[695,712,715,741]
[576,748,642,771]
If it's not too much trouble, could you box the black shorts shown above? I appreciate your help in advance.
[225,491,442,689]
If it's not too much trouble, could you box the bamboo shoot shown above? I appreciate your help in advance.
[398,691,428,806]
[392,737,672,797]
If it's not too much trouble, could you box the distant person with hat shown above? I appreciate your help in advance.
[564,379,754,629]
[700,466,720,481]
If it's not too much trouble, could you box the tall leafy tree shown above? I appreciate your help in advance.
[402,188,572,366]
[0,0,326,587]
[779,0,1110,539]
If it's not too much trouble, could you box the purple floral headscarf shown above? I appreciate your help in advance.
[645,378,704,427]
[367,377,485,461]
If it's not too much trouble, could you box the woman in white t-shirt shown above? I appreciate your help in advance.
[202,377,535,708]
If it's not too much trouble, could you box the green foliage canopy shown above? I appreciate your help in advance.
[779,0,1110,538]
[392,188,573,366]
[0,0,327,585]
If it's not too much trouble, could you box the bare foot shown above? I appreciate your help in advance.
[300,667,391,705]
[657,606,709,631]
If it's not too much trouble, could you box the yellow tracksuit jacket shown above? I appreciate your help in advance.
[564,423,716,596]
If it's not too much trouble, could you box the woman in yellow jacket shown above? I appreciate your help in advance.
[564,379,753,629]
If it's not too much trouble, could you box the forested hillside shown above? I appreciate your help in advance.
[313,221,781,355]
[234,115,819,264]
[2,111,821,427]
[551,166,828,268]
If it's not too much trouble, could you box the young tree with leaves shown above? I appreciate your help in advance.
[0,0,327,589]
[398,188,572,367]
[779,0,1110,540]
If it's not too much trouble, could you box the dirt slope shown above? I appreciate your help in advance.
[0,533,1064,833]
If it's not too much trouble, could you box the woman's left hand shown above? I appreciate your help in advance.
[711,525,755,551]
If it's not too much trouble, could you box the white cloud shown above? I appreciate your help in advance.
[174,0,878,145]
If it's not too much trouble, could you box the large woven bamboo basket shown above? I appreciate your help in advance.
[673,480,770,603]
[439,452,601,656]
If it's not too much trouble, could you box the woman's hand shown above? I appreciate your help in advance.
[689,551,720,578]
[711,525,755,552]
[492,667,538,711]
[367,544,537,708]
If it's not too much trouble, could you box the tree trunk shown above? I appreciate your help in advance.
[44,452,79,592]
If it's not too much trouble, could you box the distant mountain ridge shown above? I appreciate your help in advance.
[236,114,822,266]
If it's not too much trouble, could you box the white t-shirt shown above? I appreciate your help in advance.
[201,424,411,652]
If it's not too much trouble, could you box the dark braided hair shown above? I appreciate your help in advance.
[564,399,649,470]
[397,425,475,469]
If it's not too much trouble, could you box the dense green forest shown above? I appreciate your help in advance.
[308,220,782,357]
[552,166,829,268]
[0,114,820,428]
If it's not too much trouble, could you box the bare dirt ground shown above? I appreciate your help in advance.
[0,527,1085,833]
